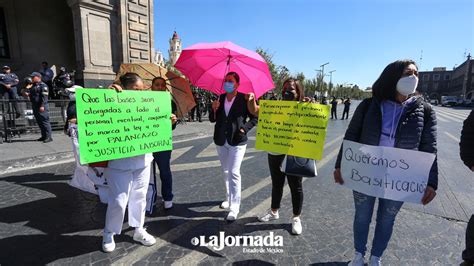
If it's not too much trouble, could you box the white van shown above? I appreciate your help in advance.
[441,96,457,106]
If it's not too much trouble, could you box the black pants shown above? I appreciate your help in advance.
[268,154,303,216]
[189,106,201,121]
[0,86,20,115]
[331,108,337,119]
[463,215,474,263]
[342,108,349,119]
[152,150,173,201]
[33,104,52,139]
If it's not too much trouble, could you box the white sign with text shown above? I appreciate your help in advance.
[341,140,436,204]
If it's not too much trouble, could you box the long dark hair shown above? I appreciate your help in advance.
[282,78,304,101]
[372,60,417,101]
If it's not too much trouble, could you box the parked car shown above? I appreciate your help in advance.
[429,99,439,105]
[441,96,457,106]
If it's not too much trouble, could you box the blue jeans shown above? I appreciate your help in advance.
[353,191,403,257]
[153,150,173,201]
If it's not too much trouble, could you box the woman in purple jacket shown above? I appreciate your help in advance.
[333,60,438,266]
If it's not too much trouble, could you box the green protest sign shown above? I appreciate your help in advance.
[76,89,172,164]
[255,100,330,160]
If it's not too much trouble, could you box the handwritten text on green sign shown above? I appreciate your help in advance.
[76,89,172,164]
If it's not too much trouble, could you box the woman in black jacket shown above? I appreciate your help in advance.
[209,72,257,221]
[333,60,438,266]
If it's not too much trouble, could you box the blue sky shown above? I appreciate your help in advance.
[154,0,473,89]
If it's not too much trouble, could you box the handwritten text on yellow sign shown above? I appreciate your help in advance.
[255,100,330,160]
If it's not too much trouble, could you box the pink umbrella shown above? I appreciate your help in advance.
[174,41,274,98]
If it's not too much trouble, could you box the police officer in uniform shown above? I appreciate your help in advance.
[39,61,54,98]
[0,65,21,118]
[24,72,53,143]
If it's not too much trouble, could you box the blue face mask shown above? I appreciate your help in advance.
[223,82,235,93]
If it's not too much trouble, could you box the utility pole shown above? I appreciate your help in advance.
[320,62,329,97]
[328,70,336,96]
[315,69,322,98]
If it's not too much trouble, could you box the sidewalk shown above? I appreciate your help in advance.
[0,120,214,174]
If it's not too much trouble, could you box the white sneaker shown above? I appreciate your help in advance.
[164,201,173,209]
[133,228,156,246]
[349,252,365,266]
[291,217,302,235]
[226,211,238,221]
[102,231,115,253]
[369,255,381,266]
[258,209,279,222]
[220,201,229,209]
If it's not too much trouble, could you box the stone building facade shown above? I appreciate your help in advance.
[0,0,154,87]
[417,55,474,101]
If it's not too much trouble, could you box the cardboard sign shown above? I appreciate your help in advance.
[255,100,330,160]
[341,140,436,204]
[76,89,172,164]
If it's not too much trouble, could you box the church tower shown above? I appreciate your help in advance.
[152,48,165,67]
[168,31,182,66]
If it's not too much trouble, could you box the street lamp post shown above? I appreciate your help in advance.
[314,69,322,98]
[328,70,336,96]
[320,62,329,96]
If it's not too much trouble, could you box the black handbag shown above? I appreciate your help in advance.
[280,155,317,178]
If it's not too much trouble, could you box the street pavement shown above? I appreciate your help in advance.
[0,102,472,265]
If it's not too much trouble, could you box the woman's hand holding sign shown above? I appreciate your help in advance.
[421,186,436,205]
[212,99,220,112]
[334,168,344,185]
[171,114,177,125]
[109,84,123,93]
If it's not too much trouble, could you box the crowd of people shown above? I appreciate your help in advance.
[0,61,75,143]
[4,58,472,265]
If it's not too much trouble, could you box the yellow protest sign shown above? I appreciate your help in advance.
[255,100,330,160]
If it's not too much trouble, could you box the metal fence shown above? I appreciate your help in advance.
[0,99,69,143]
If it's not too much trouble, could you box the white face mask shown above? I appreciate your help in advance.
[396,75,418,96]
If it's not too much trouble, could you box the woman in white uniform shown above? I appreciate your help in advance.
[102,73,156,252]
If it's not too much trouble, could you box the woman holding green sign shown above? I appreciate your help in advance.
[102,73,156,253]
[333,60,438,266]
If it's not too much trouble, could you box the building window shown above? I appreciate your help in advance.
[444,74,451,80]
[423,74,430,81]
[0,8,10,59]
[433,74,440,81]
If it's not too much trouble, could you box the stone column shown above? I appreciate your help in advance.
[119,0,154,63]
[67,0,121,87]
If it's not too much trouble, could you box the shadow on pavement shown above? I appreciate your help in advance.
[149,200,225,219]
[310,263,349,266]
[0,172,109,264]
[232,259,275,265]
